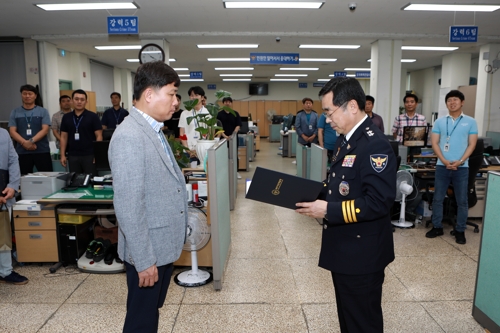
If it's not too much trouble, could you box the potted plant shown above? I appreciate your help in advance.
[183,90,236,164]
[165,134,191,169]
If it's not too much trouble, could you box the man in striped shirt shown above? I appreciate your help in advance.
[392,94,427,142]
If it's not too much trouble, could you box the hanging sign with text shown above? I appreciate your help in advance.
[107,16,138,34]
[449,26,478,43]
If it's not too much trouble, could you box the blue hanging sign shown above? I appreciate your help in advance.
[334,71,347,77]
[313,82,325,87]
[449,26,478,43]
[207,84,217,90]
[355,72,371,78]
[190,71,203,79]
[298,83,308,88]
[107,16,138,34]
[250,53,300,65]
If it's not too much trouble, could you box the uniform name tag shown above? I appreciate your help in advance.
[26,129,32,136]
[75,133,80,141]
[342,155,356,167]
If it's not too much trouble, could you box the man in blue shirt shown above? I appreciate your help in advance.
[101,92,129,129]
[317,112,337,163]
[8,85,52,175]
[426,90,478,244]
[295,97,319,147]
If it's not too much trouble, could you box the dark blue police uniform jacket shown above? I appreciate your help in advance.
[319,117,396,275]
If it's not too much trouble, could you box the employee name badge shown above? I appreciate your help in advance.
[309,124,313,130]
[193,133,199,140]
[444,143,449,152]
[75,132,80,141]
[26,129,32,136]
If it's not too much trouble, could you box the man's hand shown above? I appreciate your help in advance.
[447,161,460,170]
[22,141,37,151]
[1,187,15,201]
[296,200,328,219]
[138,264,158,287]
[60,155,67,167]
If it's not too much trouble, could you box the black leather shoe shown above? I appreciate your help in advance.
[425,227,444,238]
[104,243,117,265]
[455,231,466,244]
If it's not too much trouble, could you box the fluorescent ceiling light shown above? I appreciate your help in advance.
[317,79,330,82]
[223,79,252,81]
[402,46,458,51]
[346,74,356,77]
[300,58,337,62]
[36,2,138,11]
[275,74,308,77]
[402,4,500,12]
[173,68,189,71]
[198,44,258,48]
[299,45,360,49]
[215,67,254,70]
[280,67,318,71]
[96,45,141,50]
[127,58,176,63]
[178,74,190,77]
[208,58,250,61]
[220,74,253,77]
[181,79,204,82]
[270,79,299,81]
[344,68,371,71]
[223,1,324,9]
[367,59,417,63]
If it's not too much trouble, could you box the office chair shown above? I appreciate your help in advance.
[424,139,484,233]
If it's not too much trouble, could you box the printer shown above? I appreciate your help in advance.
[21,172,69,200]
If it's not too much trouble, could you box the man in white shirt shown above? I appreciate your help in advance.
[178,86,209,152]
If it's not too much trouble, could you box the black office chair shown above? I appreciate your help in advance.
[424,139,484,233]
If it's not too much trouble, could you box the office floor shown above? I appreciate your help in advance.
[0,141,486,333]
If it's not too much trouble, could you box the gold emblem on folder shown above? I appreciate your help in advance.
[272,179,283,195]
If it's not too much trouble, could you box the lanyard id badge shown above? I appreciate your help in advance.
[444,143,450,152]
[75,133,80,140]
[26,129,32,136]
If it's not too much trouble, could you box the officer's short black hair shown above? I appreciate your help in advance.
[59,95,71,103]
[319,77,366,111]
[222,97,233,103]
[188,86,205,97]
[20,84,37,94]
[445,90,464,102]
[403,93,418,104]
[134,61,180,102]
[110,92,121,99]
[302,97,313,104]
[72,89,87,99]
[176,94,181,100]
[366,95,375,103]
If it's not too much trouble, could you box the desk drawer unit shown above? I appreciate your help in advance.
[14,208,58,262]
[469,178,487,218]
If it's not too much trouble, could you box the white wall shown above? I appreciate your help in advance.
[23,39,39,87]
[57,54,73,81]
[38,42,60,116]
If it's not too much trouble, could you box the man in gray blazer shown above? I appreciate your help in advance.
[109,61,187,333]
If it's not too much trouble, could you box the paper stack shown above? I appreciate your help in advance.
[13,200,42,211]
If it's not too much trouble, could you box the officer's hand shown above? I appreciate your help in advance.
[2,187,15,200]
[296,200,328,219]
[60,156,67,167]
[448,161,460,170]
[138,264,158,287]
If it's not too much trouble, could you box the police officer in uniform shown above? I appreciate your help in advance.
[296,77,396,333]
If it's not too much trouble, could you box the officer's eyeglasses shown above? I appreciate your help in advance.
[323,102,346,118]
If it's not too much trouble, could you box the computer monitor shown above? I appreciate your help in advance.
[102,128,115,141]
[93,141,110,171]
[402,126,428,148]
[272,115,284,124]
[239,116,249,134]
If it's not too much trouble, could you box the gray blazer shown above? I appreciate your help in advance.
[0,128,20,207]
[109,108,188,272]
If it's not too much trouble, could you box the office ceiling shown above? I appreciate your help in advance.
[2,0,500,83]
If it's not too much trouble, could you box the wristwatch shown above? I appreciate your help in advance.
[324,212,328,221]
[29,138,34,143]
[459,159,464,165]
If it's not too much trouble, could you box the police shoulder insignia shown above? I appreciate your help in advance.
[370,154,388,173]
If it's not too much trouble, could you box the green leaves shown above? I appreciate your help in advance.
[166,134,190,169]
[183,99,198,111]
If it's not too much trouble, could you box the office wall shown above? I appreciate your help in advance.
[23,39,39,88]
[90,60,114,109]
[57,54,73,81]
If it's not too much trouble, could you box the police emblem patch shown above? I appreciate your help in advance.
[339,181,350,196]
[370,154,388,173]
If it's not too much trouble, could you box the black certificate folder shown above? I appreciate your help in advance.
[246,167,324,210]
